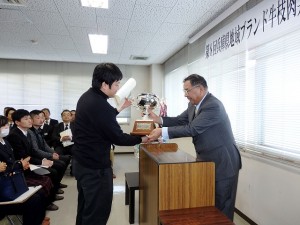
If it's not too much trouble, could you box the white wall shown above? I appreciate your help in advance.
[236,153,300,225]
[0,59,151,153]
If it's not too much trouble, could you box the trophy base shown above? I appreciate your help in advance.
[130,120,156,136]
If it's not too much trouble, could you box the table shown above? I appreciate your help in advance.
[125,172,139,224]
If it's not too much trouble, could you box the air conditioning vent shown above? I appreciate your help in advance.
[130,55,148,60]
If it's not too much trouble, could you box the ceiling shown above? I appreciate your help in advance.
[0,0,238,65]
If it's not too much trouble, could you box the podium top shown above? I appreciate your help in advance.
[140,143,202,164]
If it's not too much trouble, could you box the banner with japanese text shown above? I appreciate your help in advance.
[205,0,300,59]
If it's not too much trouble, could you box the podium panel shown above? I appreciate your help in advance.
[139,143,215,225]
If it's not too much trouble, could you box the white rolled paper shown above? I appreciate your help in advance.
[114,78,136,105]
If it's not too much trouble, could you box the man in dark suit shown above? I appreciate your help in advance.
[148,74,242,221]
[41,108,58,147]
[51,109,74,156]
[42,108,58,127]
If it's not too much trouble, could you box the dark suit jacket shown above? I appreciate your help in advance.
[0,140,17,173]
[51,122,75,148]
[6,127,43,166]
[48,118,58,127]
[41,123,54,147]
[163,93,241,181]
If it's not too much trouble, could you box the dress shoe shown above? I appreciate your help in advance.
[57,189,64,194]
[55,195,64,201]
[46,203,59,211]
[59,183,68,188]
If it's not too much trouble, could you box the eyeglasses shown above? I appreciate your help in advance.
[183,85,200,95]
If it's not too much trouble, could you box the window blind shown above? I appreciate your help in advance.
[166,28,300,166]
[0,70,131,122]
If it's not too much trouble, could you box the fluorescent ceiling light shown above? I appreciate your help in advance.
[89,34,108,54]
[80,0,108,8]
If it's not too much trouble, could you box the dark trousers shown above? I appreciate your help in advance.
[46,167,60,191]
[73,159,113,225]
[55,145,73,156]
[0,190,46,225]
[59,154,71,167]
[215,173,239,221]
[52,159,66,182]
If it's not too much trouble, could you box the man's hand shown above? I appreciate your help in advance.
[61,136,72,142]
[141,136,149,143]
[148,110,162,124]
[21,157,30,170]
[0,161,7,172]
[147,128,162,142]
[42,159,54,167]
[118,98,132,112]
[52,153,59,160]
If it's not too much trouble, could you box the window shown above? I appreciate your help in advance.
[165,29,300,166]
[165,65,189,116]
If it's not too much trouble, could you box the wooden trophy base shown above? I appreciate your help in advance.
[130,120,155,136]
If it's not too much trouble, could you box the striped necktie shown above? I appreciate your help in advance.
[193,106,198,119]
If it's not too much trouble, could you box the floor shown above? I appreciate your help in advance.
[1,154,250,225]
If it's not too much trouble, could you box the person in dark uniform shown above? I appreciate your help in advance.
[73,63,148,225]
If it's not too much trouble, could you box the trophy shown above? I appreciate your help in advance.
[131,93,159,136]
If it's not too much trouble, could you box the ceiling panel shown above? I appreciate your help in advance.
[68,27,97,45]
[128,4,172,33]
[96,17,130,39]
[44,34,76,50]
[95,0,136,19]
[0,0,239,65]
[24,11,69,35]
[25,0,58,12]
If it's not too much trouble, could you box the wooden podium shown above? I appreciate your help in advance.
[139,143,215,225]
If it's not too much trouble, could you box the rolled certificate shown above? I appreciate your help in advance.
[114,78,136,105]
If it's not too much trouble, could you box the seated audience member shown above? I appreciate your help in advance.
[41,108,58,147]
[4,107,16,129]
[6,109,62,210]
[3,107,9,116]
[42,108,58,127]
[0,115,50,225]
[29,110,70,188]
[70,110,76,122]
[40,110,53,147]
[51,109,74,156]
